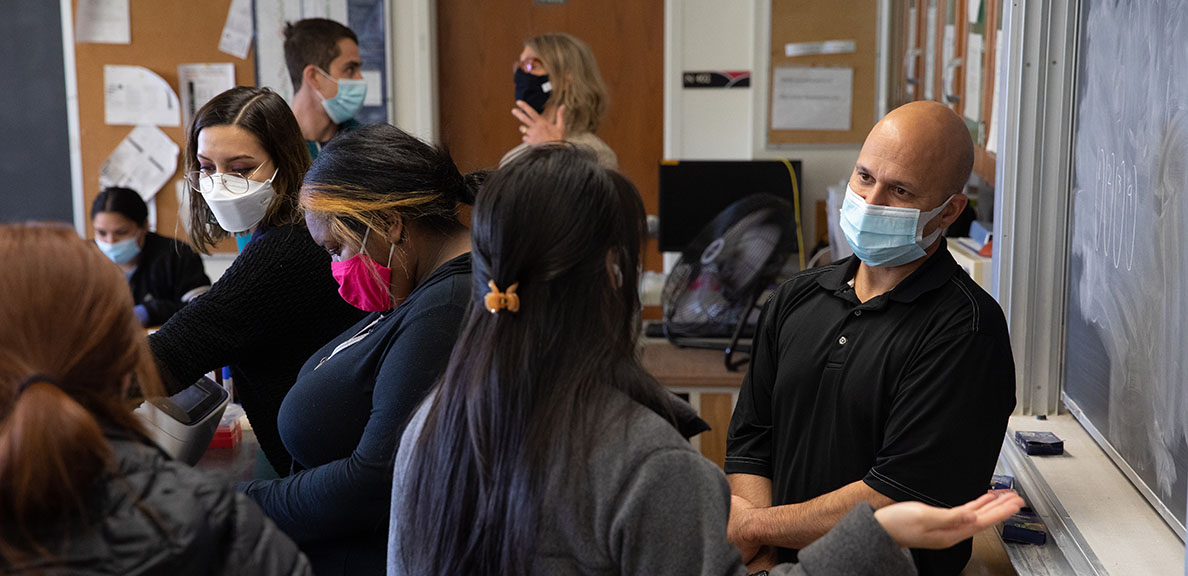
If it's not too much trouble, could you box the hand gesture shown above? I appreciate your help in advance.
[512,102,566,145]
[873,491,1025,549]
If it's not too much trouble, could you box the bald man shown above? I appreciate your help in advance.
[724,101,1016,576]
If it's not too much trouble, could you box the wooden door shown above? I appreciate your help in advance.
[437,0,666,306]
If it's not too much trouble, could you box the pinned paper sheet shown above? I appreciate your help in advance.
[219,0,254,59]
[147,198,158,232]
[362,70,383,106]
[175,180,192,235]
[785,40,856,58]
[964,34,984,123]
[771,67,853,131]
[76,0,130,44]
[105,66,180,126]
[179,63,236,129]
[986,35,1003,154]
[99,125,180,201]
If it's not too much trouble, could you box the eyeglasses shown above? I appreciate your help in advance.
[185,163,269,195]
[516,57,545,74]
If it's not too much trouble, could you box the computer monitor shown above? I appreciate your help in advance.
[658,160,803,253]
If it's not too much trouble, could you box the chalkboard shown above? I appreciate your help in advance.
[1064,0,1188,537]
[0,1,73,224]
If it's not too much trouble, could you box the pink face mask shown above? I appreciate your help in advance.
[330,229,395,312]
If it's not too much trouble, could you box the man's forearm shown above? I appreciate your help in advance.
[737,480,895,550]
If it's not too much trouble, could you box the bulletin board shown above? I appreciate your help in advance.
[767,0,879,145]
[73,0,254,253]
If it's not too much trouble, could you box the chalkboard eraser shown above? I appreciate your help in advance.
[1001,509,1048,545]
[1015,431,1064,455]
[990,474,1015,490]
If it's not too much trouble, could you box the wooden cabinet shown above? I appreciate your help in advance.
[639,339,744,468]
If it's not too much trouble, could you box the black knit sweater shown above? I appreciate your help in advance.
[149,223,366,474]
[128,232,211,327]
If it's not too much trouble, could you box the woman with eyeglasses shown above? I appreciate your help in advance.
[239,123,476,576]
[388,146,1024,575]
[91,186,211,327]
[503,33,618,170]
[0,223,310,575]
[149,86,366,477]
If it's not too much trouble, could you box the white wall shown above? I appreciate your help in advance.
[665,0,865,251]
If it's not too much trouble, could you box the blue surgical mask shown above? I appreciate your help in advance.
[96,236,141,264]
[839,185,952,267]
[317,69,368,124]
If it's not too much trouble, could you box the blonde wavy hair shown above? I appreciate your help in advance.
[527,33,608,134]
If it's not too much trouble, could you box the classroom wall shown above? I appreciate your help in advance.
[664,0,863,251]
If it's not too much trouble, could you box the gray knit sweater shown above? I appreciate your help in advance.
[387,392,917,576]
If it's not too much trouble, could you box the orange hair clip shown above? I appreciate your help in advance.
[484,280,520,314]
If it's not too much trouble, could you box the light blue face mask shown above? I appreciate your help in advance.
[96,236,141,264]
[839,185,952,267]
[317,68,367,124]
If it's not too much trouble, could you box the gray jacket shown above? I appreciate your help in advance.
[388,392,916,576]
[3,434,311,576]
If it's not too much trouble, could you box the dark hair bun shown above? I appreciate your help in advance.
[459,171,488,206]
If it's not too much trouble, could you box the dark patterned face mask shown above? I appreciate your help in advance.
[514,68,552,113]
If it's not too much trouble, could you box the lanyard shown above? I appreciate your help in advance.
[314,314,384,370]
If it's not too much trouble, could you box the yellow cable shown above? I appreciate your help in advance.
[780,159,806,270]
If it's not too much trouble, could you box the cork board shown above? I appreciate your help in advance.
[74,0,254,253]
[767,0,879,145]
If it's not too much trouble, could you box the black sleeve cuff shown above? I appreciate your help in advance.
[723,456,772,477]
[863,469,951,508]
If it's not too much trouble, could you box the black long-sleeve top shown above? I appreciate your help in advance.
[242,253,471,576]
[127,232,211,327]
[149,223,366,474]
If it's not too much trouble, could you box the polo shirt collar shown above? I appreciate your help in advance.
[815,237,960,303]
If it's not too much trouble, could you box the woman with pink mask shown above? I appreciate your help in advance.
[238,123,477,576]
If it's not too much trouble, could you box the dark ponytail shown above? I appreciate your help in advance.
[459,170,488,205]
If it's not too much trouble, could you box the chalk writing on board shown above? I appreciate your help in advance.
[1065,0,1188,535]
[1091,150,1138,271]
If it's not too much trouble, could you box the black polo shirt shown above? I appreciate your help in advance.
[725,240,1016,576]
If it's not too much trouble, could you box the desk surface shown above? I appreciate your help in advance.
[197,428,260,483]
[640,338,746,389]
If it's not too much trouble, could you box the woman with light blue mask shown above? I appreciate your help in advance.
[91,187,210,327]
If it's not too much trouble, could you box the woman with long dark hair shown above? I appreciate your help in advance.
[0,224,309,574]
[240,123,476,575]
[388,146,1023,575]
[149,87,365,476]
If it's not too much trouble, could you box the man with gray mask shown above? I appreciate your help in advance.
[725,101,1016,576]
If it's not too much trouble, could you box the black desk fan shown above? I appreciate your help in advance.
[660,193,799,371]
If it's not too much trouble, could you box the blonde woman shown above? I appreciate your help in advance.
[504,32,618,170]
